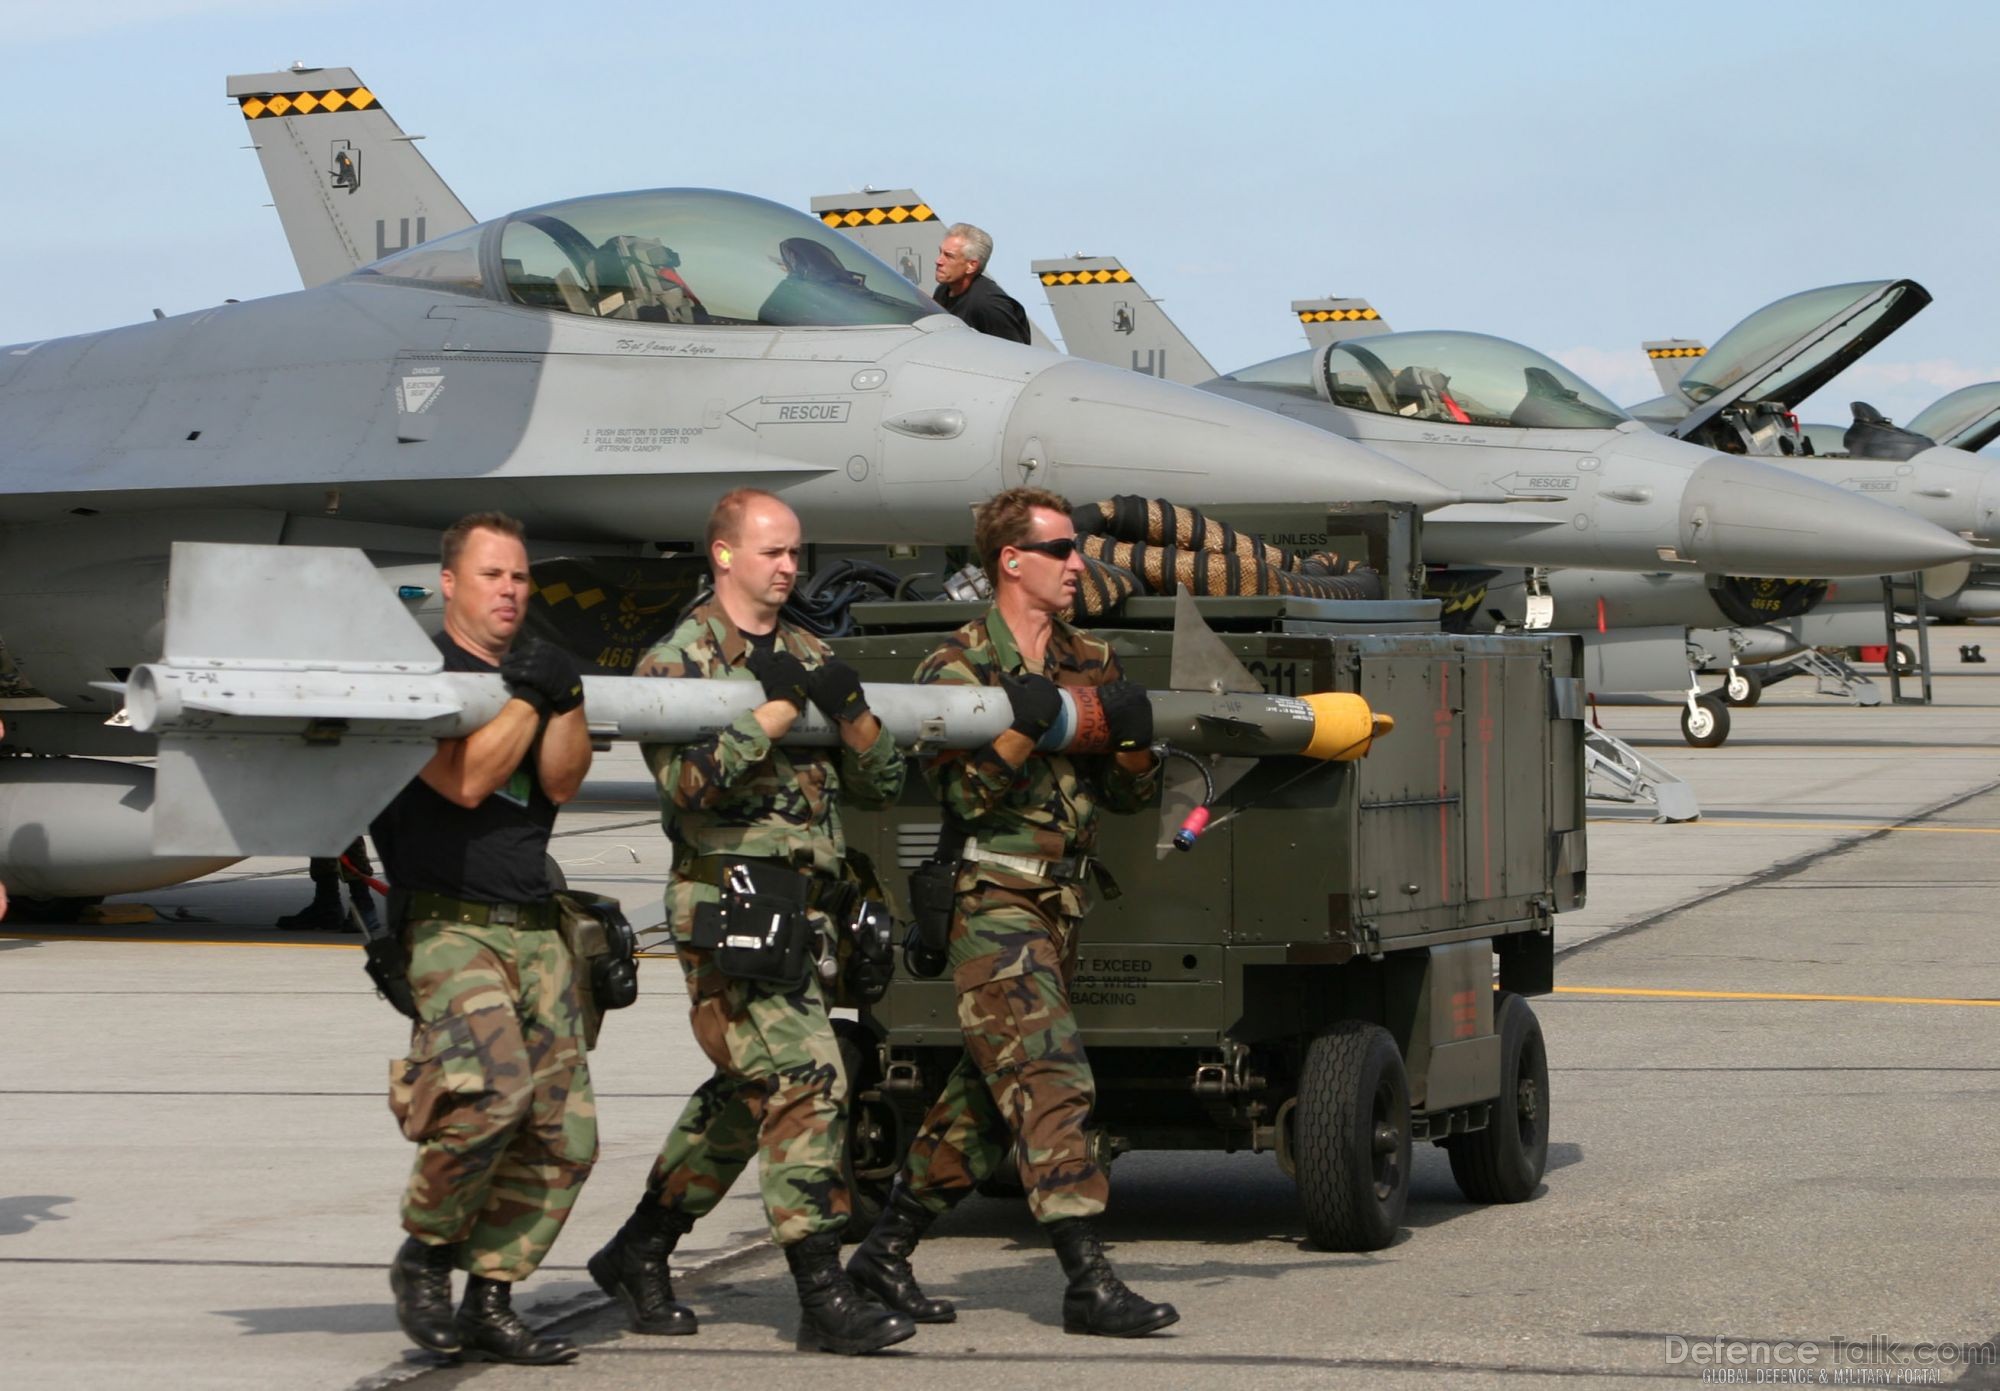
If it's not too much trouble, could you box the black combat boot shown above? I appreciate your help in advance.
[846,1179,956,1323]
[275,879,343,931]
[389,1235,462,1355]
[455,1274,579,1365]
[1047,1217,1179,1338]
[785,1231,917,1355]
[588,1197,698,1335]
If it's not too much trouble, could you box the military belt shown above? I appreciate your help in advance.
[675,854,848,911]
[962,844,1091,883]
[402,890,560,930]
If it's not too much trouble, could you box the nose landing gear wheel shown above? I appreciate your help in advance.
[1681,694,1730,748]
[1722,667,1762,707]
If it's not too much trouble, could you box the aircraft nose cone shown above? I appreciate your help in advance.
[1003,358,1457,511]
[1680,454,1981,576]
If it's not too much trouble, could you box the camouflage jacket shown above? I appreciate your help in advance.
[916,604,1157,874]
[635,600,904,880]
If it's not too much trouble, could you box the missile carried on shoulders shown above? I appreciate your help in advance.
[129,543,1392,858]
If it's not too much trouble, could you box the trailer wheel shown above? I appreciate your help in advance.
[833,1018,901,1242]
[1294,1021,1410,1251]
[1444,992,1549,1203]
[1681,695,1730,748]
[1722,668,1762,707]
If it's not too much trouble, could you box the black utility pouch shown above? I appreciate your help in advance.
[689,861,813,990]
[901,825,966,980]
[840,897,897,1005]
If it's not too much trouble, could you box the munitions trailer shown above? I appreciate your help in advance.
[828,593,1585,1251]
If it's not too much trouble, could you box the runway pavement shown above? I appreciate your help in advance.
[5,666,1998,1389]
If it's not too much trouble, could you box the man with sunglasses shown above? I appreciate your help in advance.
[846,486,1180,1338]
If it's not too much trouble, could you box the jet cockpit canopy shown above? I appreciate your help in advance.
[1222,331,1629,430]
[1908,382,2000,454]
[349,188,941,328]
[1676,280,1929,412]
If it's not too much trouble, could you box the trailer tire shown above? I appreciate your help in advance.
[1295,1021,1410,1251]
[1445,992,1550,1203]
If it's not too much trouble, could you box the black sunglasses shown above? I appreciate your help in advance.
[1011,537,1079,561]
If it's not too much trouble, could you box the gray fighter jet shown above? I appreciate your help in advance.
[1026,250,1977,580]
[0,83,1476,911]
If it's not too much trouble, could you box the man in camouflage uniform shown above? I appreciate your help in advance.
[848,486,1181,1337]
[589,487,916,1356]
[373,511,597,1365]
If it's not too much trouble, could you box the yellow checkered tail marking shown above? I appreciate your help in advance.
[1647,346,1707,359]
[239,87,379,120]
[1298,307,1381,324]
[818,204,937,228]
[1038,268,1134,286]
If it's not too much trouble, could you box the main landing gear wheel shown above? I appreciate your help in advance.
[1681,694,1730,748]
[1443,992,1550,1203]
[1294,1020,1411,1251]
[1722,668,1762,707]
[1891,642,1918,675]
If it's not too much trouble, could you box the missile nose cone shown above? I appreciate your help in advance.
[1680,454,1981,577]
[1003,358,1457,511]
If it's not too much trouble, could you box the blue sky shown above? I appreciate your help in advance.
[1,0,1992,426]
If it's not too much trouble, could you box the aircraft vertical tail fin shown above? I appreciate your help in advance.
[1292,297,1392,348]
[1643,339,1708,394]
[1032,256,1217,385]
[226,65,475,287]
[812,187,1058,348]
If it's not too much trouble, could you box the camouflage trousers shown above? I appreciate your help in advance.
[901,886,1109,1224]
[389,916,598,1281]
[646,884,849,1247]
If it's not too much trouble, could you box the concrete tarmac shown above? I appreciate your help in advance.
[5,667,1999,1389]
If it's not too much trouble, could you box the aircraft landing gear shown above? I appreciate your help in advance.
[1721,665,1762,707]
[1681,691,1730,748]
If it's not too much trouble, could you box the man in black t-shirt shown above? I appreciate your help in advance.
[932,222,1032,344]
[374,511,597,1366]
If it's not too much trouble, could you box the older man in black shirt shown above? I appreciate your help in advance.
[932,222,1031,344]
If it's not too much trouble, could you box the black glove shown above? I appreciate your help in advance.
[501,639,584,715]
[806,658,871,724]
[1098,678,1153,751]
[746,645,812,710]
[1001,672,1062,740]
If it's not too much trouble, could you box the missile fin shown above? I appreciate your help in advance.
[153,733,435,857]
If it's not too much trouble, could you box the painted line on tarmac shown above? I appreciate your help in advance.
[1562,773,2000,961]
[1593,818,2000,835]
[1557,985,2000,1008]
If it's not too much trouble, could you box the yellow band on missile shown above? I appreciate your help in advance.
[1299,693,1392,760]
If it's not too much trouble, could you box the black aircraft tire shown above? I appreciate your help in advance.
[9,894,102,924]
[1681,695,1731,748]
[1892,642,1918,675]
[833,1018,900,1243]
[1444,992,1550,1204]
[1295,1021,1411,1252]
[1722,668,1763,707]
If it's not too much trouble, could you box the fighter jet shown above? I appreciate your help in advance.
[1024,249,1977,580]
[1036,262,1988,750]
[0,77,1471,912]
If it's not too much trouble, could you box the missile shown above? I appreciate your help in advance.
[129,543,1393,860]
